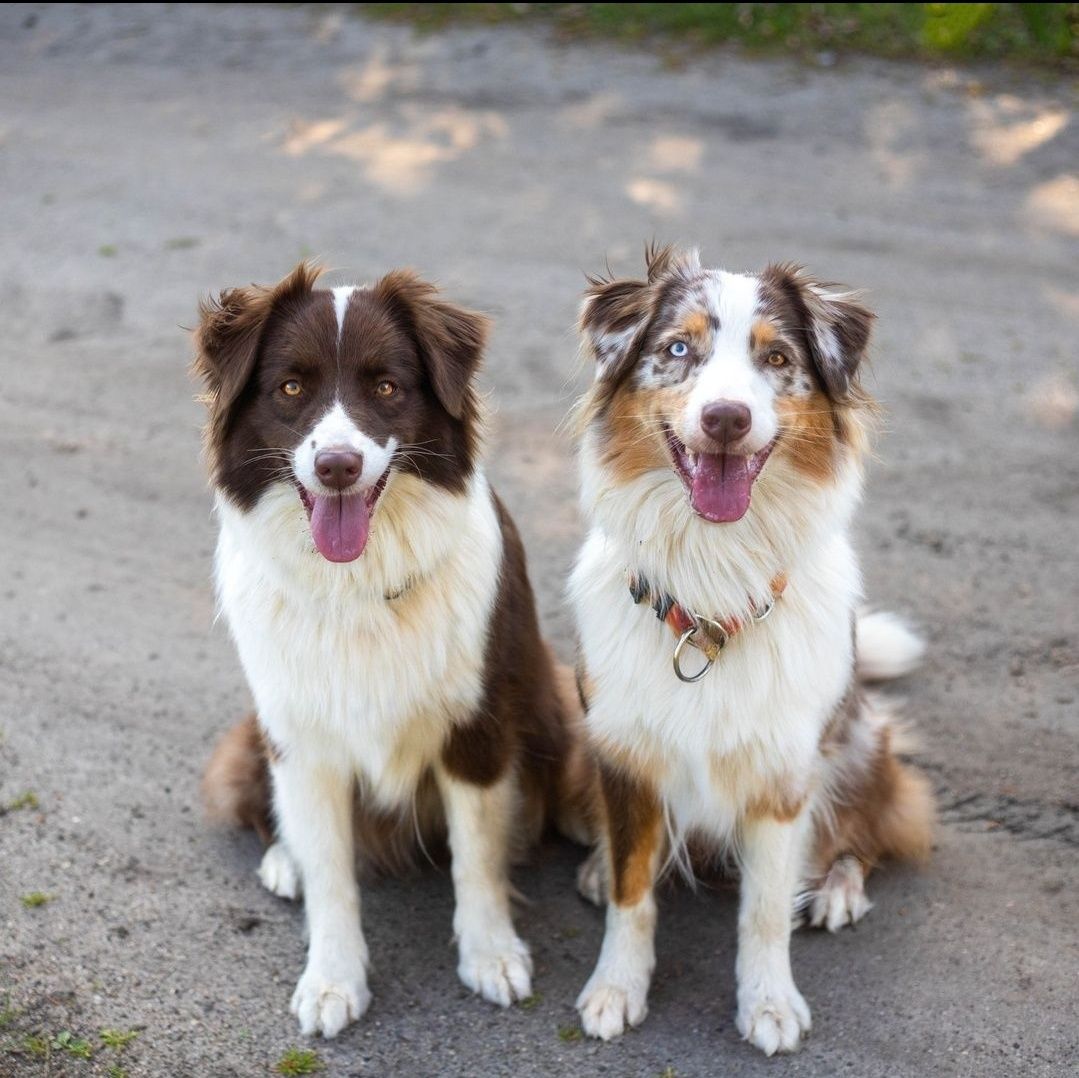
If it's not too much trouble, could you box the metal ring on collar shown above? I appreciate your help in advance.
[673,626,715,683]
[751,597,775,622]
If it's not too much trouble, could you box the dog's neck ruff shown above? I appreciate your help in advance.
[627,570,788,683]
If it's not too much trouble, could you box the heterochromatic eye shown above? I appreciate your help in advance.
[766,351,789,368]
[376,380,397,398]
[281,379,303,397]
[669,341,689,358]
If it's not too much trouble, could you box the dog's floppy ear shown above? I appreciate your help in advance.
[580,243,700,386]
[194,261,321,433]
[374,270,488,421]
[763,264,874,402]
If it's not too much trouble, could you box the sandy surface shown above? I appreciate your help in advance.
[1,4,1077,1075]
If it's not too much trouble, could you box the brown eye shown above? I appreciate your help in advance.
[376,380,397,398]
[281,379,303,397]
[766,351,789,368]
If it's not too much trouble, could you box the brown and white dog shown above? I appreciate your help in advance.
[195,263,590,1039]
[570,246,933,1054]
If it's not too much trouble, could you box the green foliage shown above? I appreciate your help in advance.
[53,1030,94,1059]
[100,1028,139,1050]
[557,1024,583,1041]
[276,1047,323,1075]
[20,892,51,908]
[367,4,1079,65]
[3,791,39,813]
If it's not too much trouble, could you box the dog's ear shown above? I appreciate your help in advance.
[763,264,874,402]
[580,244,700,386]
[194,261,321,430]
[374,270,488,420]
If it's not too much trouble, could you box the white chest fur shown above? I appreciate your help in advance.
[571,446,863,839]
[214,471,502,808]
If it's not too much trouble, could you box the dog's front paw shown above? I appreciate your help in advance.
[577,972,648,1040]
[737,982,811,1055]
[810,855,871,932]
[290,960,371,1038]
[258,842,301,901]
[458,930,533,1007]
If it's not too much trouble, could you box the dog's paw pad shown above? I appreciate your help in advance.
[737,986,811,1056]
[576,849,605,907]
[458,934,533,1007]
[810,855,871,932]
[290,966,370,1039]
[577,978,648,1040]
[258,843,301,900]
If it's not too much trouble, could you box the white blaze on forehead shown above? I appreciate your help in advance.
[332,286,357,344]
[292,400,397,494]
[679,272,778,454]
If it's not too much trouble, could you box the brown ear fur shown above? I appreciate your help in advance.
[762,263,874,403]
[193,261,323,452]
[373,270,489,421]
[580,243,699,388]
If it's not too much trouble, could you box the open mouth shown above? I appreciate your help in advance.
[295,469,390,563]
[663,426,775,523]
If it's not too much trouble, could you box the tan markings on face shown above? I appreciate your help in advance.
[750,319,777,352]
[601,385,692,485]
[774,392,842,483]
[681,310,710,341]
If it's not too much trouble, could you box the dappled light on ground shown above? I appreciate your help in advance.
[282,105,508,195]
[1025,174,1079,236]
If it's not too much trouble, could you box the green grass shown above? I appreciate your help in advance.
[52,1030,94,1059]
[557,1023,583,1042]
[276,1047,323,1075]
[3,791,39,813]
[100,1028,139,1050]
[366,3,1079,66]
[20,892,52,909]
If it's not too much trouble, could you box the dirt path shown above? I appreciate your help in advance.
[1,5,1076,1075]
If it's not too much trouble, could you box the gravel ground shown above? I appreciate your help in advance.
[1,5,1076,1076]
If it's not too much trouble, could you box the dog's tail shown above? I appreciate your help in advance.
[855,610,925,682]
[202,713,273,844]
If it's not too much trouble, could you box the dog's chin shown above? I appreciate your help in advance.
[663,427,775,523]
[295,470,390,563]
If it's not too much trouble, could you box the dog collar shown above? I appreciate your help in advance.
[627,571,787,683]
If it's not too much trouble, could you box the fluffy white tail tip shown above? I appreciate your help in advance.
[856,610,925,681]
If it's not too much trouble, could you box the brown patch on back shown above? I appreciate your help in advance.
[750,319,777,351]
[598,761,664,906]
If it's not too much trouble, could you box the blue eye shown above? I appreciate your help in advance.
[669,341,689,358]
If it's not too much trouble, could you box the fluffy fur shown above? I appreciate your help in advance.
[570,245,933,1054]
[196,263,590,1039]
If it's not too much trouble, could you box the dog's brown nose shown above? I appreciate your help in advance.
[315,450,363,491]
[701,400,752,446]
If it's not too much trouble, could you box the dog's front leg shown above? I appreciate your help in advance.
[272,754,370,1038]
[577,763,663,1040]
[736,810,812,1055]
[435,765,533,1007]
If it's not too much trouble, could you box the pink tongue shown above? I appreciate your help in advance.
[690,453,753,523]
[309,495,371,562]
